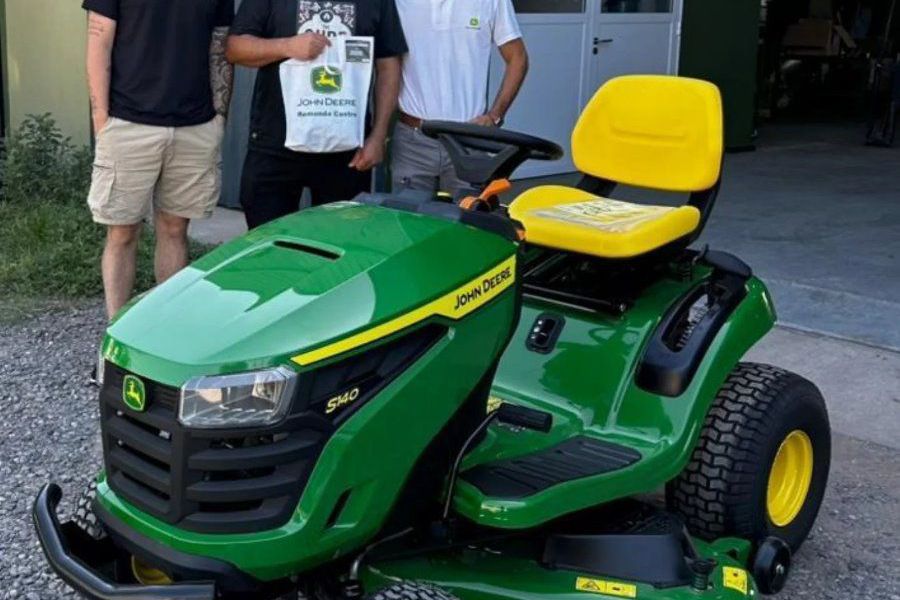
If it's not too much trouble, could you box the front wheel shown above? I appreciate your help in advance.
[667,363,831,551]
[366,582,461,600]
[72,478,106,541]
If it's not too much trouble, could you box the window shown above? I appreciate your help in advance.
[602,0,672,13]
[513,0,586,14]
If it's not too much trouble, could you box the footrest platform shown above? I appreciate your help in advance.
[461,436,641,499]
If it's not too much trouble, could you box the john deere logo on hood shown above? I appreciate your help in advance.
[312,66,342,94]
[122,374,146,412]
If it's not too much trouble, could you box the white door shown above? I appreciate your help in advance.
[488,2,592,178]
[587,0,683,96]
[488,0,682,179]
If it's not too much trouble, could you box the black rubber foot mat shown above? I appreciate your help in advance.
[462,437,641,499]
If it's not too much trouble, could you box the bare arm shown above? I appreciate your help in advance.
[371,57,402,142]
[349,56,401,171]
[210,27,234,118]
[86,11,117,135]
[473,38,528,126]
[225,32,329,68]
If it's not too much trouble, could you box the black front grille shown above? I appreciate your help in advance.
[99,324,446,534]
[100,364,329,534]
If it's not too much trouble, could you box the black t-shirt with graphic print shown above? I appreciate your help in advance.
[83,0,233,127]
[231,0,408,155]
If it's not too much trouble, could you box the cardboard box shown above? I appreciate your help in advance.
[783,18,838,55]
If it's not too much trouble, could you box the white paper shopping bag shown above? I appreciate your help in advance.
[280,36,374,153]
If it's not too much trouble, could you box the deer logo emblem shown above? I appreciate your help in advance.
[122,374,146,412]
[311,66,343,94]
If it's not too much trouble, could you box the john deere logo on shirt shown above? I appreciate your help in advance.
[122,374,146,412]
[468,16,481,29]
[312,66,343,94]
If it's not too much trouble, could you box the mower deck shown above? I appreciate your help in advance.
[364,500,756,600]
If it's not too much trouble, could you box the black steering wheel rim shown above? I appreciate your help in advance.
[420,120,564,162]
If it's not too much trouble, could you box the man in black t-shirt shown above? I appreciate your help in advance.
[83,0,234,319]
[227,0,407,229]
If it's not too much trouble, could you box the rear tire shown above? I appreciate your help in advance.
[366,582,460,600]
[72,479,106,540]
[667,363,830,551]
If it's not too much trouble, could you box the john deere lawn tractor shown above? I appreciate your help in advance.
[34,75,830,600]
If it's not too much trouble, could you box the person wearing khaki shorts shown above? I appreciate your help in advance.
[89,116,225,227]
[84,0,234,319]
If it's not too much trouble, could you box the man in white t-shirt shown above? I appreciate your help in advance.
[392,0,528,194]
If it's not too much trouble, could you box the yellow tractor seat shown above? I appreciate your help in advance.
[509,186,701,260]
[508,75,723,260]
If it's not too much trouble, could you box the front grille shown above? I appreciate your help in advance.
[100,364,328,534]
[99,324,446,534]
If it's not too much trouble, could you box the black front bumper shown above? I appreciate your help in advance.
[32,483,277,600]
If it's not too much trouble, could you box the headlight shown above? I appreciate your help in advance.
[179,367,297,429]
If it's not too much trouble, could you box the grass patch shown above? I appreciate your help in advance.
[0,114,214,314]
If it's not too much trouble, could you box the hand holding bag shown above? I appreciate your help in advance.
[280,36,375,153]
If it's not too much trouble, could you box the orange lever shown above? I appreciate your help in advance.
[458,179,513,212]
[480,178,512,200]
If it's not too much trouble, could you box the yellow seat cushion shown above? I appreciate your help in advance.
[509,185,701,259]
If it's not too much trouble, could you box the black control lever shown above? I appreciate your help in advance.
[497,403,554,433]
[441,403,553,521]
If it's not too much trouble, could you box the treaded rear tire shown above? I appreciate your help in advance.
[72,479,106,540]
[366,582,460,600]
[667,363,830,551]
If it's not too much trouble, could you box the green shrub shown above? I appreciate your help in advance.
[0,114,212,305]
[0,113,93,206]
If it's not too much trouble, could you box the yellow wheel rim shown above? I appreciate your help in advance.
[767,430,814,527]
[131,556,172,585]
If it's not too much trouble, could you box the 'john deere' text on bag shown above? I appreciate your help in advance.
[280,36,374,153]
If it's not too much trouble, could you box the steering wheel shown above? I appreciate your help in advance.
[419,120,564,188]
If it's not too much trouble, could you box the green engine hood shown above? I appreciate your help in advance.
[103,202,517,386]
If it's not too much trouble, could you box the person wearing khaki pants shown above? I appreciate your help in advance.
[84,0,234,320]
[391,0,528,196]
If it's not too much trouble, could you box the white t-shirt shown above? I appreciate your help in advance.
[397,0,522,122]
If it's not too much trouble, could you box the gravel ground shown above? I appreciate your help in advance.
[0,304,897,599]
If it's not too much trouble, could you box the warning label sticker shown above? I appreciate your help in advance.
[575,577,637,598]
[722,567,749,595]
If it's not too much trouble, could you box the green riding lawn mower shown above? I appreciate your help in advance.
[34,75,831,600]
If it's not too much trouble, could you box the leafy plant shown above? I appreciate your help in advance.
[0,114,213,307]
[0,113,92,205]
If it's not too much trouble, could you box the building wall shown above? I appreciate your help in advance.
[4,0,90,144]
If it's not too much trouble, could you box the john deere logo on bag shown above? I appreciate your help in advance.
[122,374,146,412]
[312,66,343,94]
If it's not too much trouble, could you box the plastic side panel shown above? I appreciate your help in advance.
[95,289,518,581]
[457,277,775,528]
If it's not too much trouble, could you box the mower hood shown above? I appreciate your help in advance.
[102,202,517,387]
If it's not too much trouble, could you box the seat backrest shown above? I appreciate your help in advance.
[572,75,723,193]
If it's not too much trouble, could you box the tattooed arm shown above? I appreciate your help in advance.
[210,27,234,118]
[86,11,117,136]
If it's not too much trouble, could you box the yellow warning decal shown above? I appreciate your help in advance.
[292,256,516,366]
[575,577,637,598]
[722,567,748,594]
[487,396,505,414]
